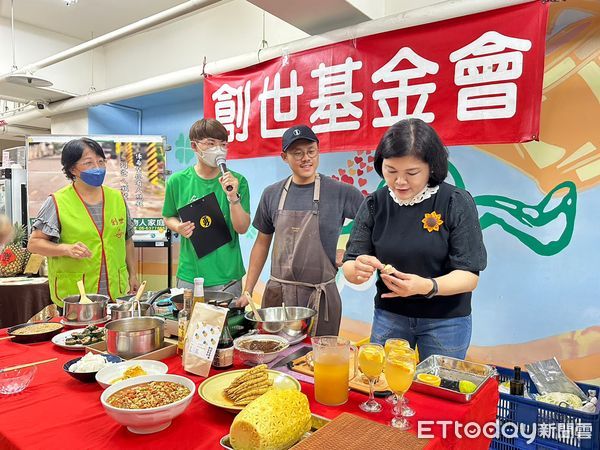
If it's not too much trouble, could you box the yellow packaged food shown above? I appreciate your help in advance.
[230,389,311,450]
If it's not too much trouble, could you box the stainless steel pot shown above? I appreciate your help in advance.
[105,316,165,359]
[63,294,109,323]
[109,302,155,321]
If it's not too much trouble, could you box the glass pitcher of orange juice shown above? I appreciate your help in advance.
[311,336,358,406]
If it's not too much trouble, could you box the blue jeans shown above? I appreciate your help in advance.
[370,308,472,362]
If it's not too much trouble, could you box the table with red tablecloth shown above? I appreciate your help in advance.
[0,328,498,450]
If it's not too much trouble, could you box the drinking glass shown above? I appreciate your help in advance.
[385,347,416,430]
[384,338,415,417]
[358,343,385,413]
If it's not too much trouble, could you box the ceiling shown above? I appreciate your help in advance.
[0,0,192,40]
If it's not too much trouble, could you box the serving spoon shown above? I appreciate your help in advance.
[77,280,92,304]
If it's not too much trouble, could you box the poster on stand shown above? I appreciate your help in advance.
[26,135,168,243]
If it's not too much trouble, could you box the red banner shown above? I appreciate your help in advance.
[204,2,548,159]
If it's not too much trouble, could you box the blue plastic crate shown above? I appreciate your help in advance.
[490,366,599,450]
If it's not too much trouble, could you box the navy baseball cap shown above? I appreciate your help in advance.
[282,125,319,151]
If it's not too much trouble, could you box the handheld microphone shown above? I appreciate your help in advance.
[215,156,233,192]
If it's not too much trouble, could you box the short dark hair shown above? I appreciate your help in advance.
[373,119,448,186]
[61,137,106,181]
[189,118,228,142]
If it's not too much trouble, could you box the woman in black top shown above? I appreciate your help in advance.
[342,119,486,361]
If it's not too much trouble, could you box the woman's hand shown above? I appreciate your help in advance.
[176,220,195,238]
[354,255,384,282]
[62,242,92,259]
[381,271,433,298]
[128,275,141,295]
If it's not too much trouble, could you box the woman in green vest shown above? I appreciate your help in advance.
[28,138,139,308]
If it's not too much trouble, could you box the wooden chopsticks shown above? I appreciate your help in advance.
[0,358,58,373]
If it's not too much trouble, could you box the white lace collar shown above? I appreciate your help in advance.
[388,185,439,206]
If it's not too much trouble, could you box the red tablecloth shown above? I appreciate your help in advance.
[0,331,498,450]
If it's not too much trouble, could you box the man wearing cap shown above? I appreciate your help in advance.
[238,125,364,335]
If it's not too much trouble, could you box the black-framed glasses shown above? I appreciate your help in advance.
[288,148,318,161]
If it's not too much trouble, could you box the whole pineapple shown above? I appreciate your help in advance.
[0,223,31,277]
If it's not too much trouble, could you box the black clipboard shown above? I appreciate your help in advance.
[177,192,232,258]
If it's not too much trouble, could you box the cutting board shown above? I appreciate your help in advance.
[290,351,390,395]
[291,412,430,449]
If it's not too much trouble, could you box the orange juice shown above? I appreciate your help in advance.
[358,346,385,379]
[314,354,350,406]
[385,357,416,394]
[384,338,410,355]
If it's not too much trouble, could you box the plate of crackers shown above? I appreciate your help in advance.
[198,364,301,413]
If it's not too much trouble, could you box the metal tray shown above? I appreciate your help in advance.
[220,413,330,449]
[412,355,495,403]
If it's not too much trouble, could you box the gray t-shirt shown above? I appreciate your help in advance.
[253,174,364,265]
[32,196,135,296]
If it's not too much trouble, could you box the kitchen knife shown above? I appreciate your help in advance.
[271,346,312,368]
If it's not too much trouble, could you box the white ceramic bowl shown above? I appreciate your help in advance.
[100,374,195,434]
[95,360,169,389]
[233,334,289,366]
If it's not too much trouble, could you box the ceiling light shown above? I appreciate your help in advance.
[6,74,53,88]
[64,0,78,5]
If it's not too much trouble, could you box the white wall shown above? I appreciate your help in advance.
[50,109,89,135]
[0,17,106,95]
[102,0,308,88]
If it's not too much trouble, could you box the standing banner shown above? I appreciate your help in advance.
[204,2,548,159]
[27,135,168,243]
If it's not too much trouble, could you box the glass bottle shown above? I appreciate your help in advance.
[212,313,234,369]
[177,289,192,356]
[192,277,205,313]
[510,366,525,396]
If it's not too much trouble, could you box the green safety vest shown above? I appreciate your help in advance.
[48,184,129,307]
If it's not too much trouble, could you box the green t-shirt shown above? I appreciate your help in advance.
[162,166,250,286]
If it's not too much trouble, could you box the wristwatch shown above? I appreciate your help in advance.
[228,193,241,205]
[425,278,438,299]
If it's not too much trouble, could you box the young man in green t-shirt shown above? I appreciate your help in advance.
[162,118,250,296]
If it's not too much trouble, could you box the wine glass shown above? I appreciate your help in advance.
[385,346,416,430]
[358,343,385,413]
[384,339,416,417]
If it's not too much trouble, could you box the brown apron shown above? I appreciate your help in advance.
[261,175,341,336]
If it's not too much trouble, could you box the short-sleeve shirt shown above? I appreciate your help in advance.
[31,195,136,296]
[253,174,365,266]
[162,166,250,286]
[343,182,487,319]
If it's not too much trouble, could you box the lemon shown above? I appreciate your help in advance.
[459,380,477,394]
[417,373,441,387]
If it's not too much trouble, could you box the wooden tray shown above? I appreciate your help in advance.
[85,337,177,361]
[290,352,390,395]
[291,412,430,449]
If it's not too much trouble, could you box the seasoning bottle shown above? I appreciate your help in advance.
[212,313,234,369]
[177,289,192,356]
[192,277,205,311]
[510,366,525,396]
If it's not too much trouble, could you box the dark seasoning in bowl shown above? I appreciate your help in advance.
[237,339,286,353]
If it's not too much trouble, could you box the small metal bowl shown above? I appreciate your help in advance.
[233,334,289,366]
[245,306,316,338]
